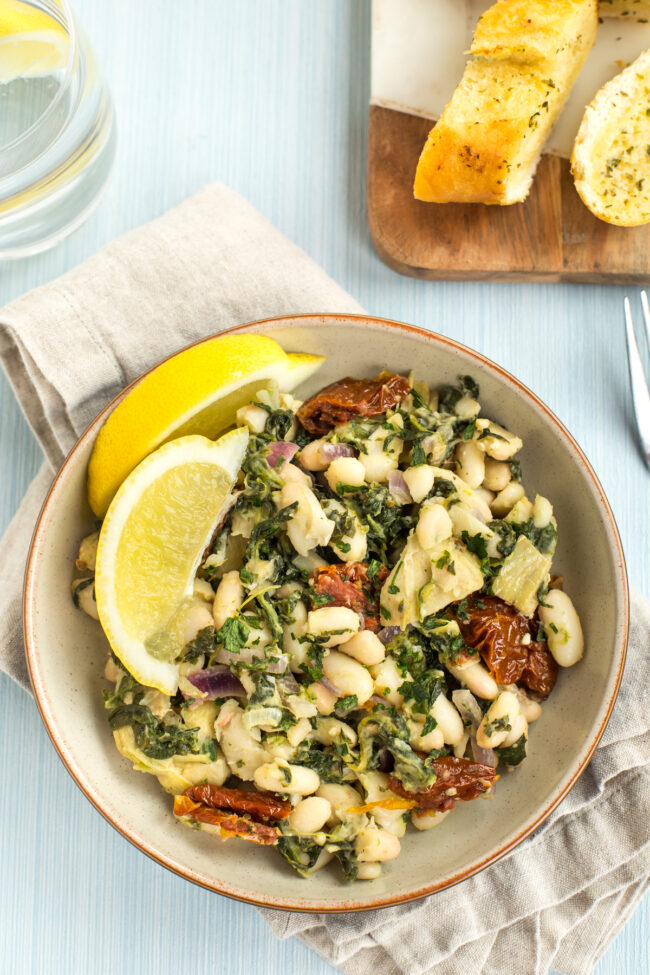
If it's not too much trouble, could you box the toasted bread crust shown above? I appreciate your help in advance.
[571,49,650,226]
[413,0,598,205]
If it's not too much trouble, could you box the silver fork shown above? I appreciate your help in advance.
[624,292,650,470]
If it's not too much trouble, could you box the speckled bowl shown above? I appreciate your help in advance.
[24,314,628,912]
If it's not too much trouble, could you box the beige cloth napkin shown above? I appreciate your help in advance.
[0,183,647,975]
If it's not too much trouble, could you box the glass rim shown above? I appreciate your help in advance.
[0,0,78,158]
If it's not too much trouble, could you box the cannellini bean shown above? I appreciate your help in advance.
[104,656,122,683]
[253,760,320,796]
[358,443,399,483]
[312,717,358,747]
[491,481,525,517]
[474,486,496,508]
[298,439,331,471]
[478,422,522,461]
[507,685,542,723]
[505,496,534,525]
[235,403,268,434]
[217,705,266,779]
[409,719,445,753]
[307,606,360,647]
[212,571,244,630]
[538,590,584,667]
[283,600,309,671]
[280,463,312,487]
[181,602,215,645]
[533,494,553,529]
[357,862,382,880]
[501,712,528,749]
[76,530,99,571]
[355,827,401,863]
[72,578,99,619]
[280,482,334,555]
[309,849,335,873]
[370,657,405,706]
[482,458,512,493]
[316,783,363,824]
[454,396,481,420]
[322,651,373,704]
[403,465,436,503]
[308,681,338,715]
[416,503,453,550]
[289,796,332,834]
[339,630,386,666]
[325,456,366,493]
[455,441,485,489]
[446,659,499,701]
[431,694,465,745]
[193,578,215,602]
[411,808,451,831]
[286,717,313,748]
[477,691,520,749]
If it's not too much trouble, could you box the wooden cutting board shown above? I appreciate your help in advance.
[367,104,650,283]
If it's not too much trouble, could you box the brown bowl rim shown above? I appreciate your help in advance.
[23,312,629,913]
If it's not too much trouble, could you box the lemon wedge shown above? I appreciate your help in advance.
[0,1,69,85]
[94,428,249,694]
[87,334,324,518]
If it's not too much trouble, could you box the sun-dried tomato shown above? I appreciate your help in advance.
[388,756,497,813]
[173,795,281,846]
[296,372,411,435]
[310,562,389,631]
[520,641,558,698]
[457,596,530,684]
[182,784,292,821]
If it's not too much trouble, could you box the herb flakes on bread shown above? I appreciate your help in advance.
[413,0,598,206]
[571,49,650,226]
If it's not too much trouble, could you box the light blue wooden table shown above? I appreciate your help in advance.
[1,3,648,973]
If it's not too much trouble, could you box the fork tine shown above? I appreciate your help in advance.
[624,296,650,469]
[640,290,650,349]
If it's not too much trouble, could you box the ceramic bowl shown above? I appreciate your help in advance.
[24,314,628,912]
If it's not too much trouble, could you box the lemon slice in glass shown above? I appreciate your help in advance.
[0,1,69,85]
[88,333,324,517]
[94,428,248,694]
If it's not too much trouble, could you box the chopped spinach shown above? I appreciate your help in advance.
[183,625,216,663]
[495,733,527,767]
[108,704,200,759]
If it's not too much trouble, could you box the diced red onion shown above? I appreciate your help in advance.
[266,441,299,470]
[320,442,355,461]
[264,653,290,674]
[388,470,412,504]
[187,667,246,699]
[470,738,498,768]
[378,625,401,645]
[369,694,390,707]
[278,673,300,695]
[318,676,341,697]
[452,689,483,731]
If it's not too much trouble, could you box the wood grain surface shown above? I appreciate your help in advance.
[368,104,650,283]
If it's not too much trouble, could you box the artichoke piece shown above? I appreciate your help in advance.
[417,538,484,619]
[491,535,552,618]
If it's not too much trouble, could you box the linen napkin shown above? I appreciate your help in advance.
[0,183,647,975]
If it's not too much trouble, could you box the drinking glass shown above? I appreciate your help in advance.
[0,0,116,258]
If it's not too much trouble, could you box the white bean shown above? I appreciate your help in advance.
[307,681,338,715]
[533,494,553,529]
[312,717,358,747]
[370,657,405,706]
[357,862,382,880]
[359,448,398,483]
[325,457,366,493]
[289,796,332,834]
[446,659,499,700]
[76,530,99,571]
[431,694,465,745]
[474,486,496,509]
[501,712,528,749]
[322,651,373,704]
[505,496,534,525]
[491,481,525,517]
[478,422,522,460]
[477,691,520,749]
[253,760,320,796]
[280,482,334,555]
[298,439,331,471]
[409,720,445,753]
[235,403,268,434]
[455,441,485,489]
[181,602,214,645]
[454,396,481,420]
[73,579,99,619]
[316,783,363,824]
[538,590,584,667]
[212,571,244,630]
[283,600,309,672]
[280,463,312,487]
[416,503,453,550]
[339,629,386,666]
[286,717,313,748]
[193,578,215,602]
[307,606,361,647]
[508,685,542,723]
[482,458,512,493]
[402,465,435,503]
[411,809,451,831]
[355,827,401,863]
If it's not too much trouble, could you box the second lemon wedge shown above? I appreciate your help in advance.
[87,333,324,517]
[0,0,69,85]
[94,428,248,695]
